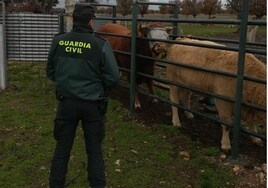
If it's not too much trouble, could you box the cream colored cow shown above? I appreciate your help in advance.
[166,38,266,151]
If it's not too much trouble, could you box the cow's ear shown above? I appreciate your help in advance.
[165,26,173,34]
[138,24,146,36]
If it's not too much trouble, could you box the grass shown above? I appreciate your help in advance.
[181,24,237,37]
[180,24,267,38]
[0,62,236,187]
[146,13,267,37]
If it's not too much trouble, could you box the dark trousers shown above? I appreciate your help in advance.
[49,98,106,188]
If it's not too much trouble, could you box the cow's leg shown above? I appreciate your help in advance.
[135,85,141,110]
[221,126,231,152]
[249,125,263,146]
[215,100,232,152]
[247,115,263,146]
[170,85,181,127]
[135,94,141,110]
[180,90,194,119]
[147,80,158,103]
[120,71,127,81]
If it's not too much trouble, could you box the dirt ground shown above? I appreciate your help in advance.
[110,86,266,188]
[109,33,267,187]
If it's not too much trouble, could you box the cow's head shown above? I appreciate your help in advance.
[138,22,171,58]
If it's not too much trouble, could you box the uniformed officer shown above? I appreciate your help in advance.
[46,3,119,188]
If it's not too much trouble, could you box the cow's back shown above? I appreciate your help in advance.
[166,38,230,94]
[166,38,266,98]
[97,23,131,52]
[97,23,155,85]
[97,23,131,69]
[167,38,231,71]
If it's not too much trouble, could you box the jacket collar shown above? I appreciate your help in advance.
[72,24,93,33]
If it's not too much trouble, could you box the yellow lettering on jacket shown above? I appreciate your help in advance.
[59,40,91,54]
[65,47,82,53]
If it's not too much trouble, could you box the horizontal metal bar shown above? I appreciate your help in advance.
[7,57,47,61]
[8,50,48,54]
[5,13,59,17]
[243,75,266,84]
[138,17,266,26]
[137,88,232,128]
[6,26,59,29]
[94,17,132,21]
[73,3,116,8]
[139,35,266,55]
[240,127,266,140]
[137,1,176,6]
[138,53,238,78]
[138,36,241,52]
[242,101,266,112]
[113,50,131,56]
[179,35,266,48]
[94,31,131,39]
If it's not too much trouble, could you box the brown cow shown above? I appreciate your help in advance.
[97,23,169,109]
[166,37,266,151]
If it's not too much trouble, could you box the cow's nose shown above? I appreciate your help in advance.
[153,43,167,53]
[159,43,167,52]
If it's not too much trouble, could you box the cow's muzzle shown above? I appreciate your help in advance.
[151,42,167,58]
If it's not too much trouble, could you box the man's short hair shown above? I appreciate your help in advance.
[73,4,95,24]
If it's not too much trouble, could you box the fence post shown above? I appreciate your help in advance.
[59,13,65,33]
[0,24,7,90]
[172,2,179,39]
[130,2,138,113]
[112,6,116,23]
[231,0,250,159]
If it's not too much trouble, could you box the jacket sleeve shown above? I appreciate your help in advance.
[101,41,120,91]
[46,37,58,81]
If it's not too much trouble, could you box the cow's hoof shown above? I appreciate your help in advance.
[172,122,181,127]
[135,103,142,111]
[252,137,264,147]
[221,145,231,153]
[151,98,158,104]
[135,106,142,112]
[185,112,194,119]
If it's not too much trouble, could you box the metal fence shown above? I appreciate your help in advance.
[92,1,266,159]
[0,13,59,61]
[0,1,266,159]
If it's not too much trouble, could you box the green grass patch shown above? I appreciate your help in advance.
[0,62,234,187]
[180,24,267,37]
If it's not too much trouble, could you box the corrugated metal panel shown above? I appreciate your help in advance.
[1,13,59,61]
[0,13,112,61]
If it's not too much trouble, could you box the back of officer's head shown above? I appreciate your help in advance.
[73,4,95,27]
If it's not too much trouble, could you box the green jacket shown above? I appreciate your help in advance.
[46,25,119,101]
